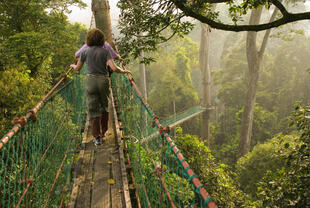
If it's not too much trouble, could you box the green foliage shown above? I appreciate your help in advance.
[260,35,310,114]
[212,103,278,165]
[174,128,250,207]
[116,0,310,60]
[0,0,87,133]
[117,0,194,63]
[0,0,86,41]
[0,1,87,204]
[255,105,310,207]
[213,34,310,164]
[49,22,88,80]
[0,66,86,207]
[0,0,87,78]
[0,68,50,135]
[127,142,197,207]
[254,105,310,207]
[148,37,199,118]
[236,135,298,199]
[237,105,278,146]
[211,40,248,161]
[3,32,51,75]
[212,134,240,166]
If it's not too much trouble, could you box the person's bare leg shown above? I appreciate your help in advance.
[91,117,101,145]
[100,111,109,139]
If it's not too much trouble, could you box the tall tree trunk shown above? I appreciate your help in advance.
[90,12,96,29]
[238,7,279,156]
[200,22,212,145]
[238,8,262,156]
[139,51,147,100]
[173,99,176,136]
[92,0,114,47]
[139,50,148,130]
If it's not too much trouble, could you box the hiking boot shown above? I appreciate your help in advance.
[93,137,102,146]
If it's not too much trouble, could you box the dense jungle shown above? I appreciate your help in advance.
[1,0,310,207]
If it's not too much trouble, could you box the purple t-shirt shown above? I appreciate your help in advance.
[75,42,118,59]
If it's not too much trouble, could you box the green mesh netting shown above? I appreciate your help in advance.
[0,66,87,207]
[111,73,210,208]
[161,105,206,128]
[1,65,212,208]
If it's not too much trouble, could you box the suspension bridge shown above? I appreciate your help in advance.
[0,60,218,208]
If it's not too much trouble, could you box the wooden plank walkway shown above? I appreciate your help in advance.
[69,127,130,208]
[69,92,132,208]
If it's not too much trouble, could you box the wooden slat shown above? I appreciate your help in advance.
[111,151,122,208]
[69,120,89,208]
[79,149,94,208]
[110,89,132,208]
[70,86,132,208]
[91,145,112,208]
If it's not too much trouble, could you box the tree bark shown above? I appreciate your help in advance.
[139,50,147,100]
[238,9,262,156]
[92,0,114,47]
[200,22,212,145]
[172,0,310,32]
[238,7,278,155]
[139,50,148,129]
[173,99,176,137]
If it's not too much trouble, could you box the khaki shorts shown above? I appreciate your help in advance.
[86,74,110,119]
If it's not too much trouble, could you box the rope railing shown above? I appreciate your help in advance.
[0,66,87,207]
[111,72,217,208]
[1,57,217,207]
[160,105,206,128]
[0,67,74,150]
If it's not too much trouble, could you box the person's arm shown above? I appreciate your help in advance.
[71,48,87,71]
[116,55,125,65]
[115,54,122,61]
[107,59,131,74]
[70,60,84,72]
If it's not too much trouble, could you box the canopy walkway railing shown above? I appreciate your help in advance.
[161,105,206,129]
[1,63,217,208]
[0,67,87,207]
[140,106,206,145]
[111,74,217,208]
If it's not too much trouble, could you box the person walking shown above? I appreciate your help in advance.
[70,28,131,145]
[75,35,124,137]
[75,41,123,64]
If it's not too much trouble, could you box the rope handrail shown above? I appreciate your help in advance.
[0,65,86,207]
[160,105,206,120]
[0,67,74,150]
[0,36,218,207]
[112,69,217,208]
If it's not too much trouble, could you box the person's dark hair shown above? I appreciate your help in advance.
[86,28,105,46]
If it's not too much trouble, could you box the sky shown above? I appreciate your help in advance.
[67,0,120,28]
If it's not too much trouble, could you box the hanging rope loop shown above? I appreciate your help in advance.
[61,74,67,80]
[128,77,134,85]
[159,124,170,136]
[203,197,214,207]
[12,117,27,129]
[28,109,38,122]
[151,116,159,127]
